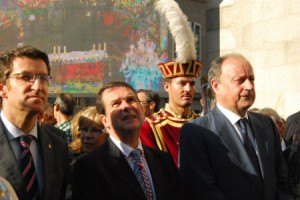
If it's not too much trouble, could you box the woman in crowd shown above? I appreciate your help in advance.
[69,106,108,162]
[66,106,108,199]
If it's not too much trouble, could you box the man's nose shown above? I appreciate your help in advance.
[244,79,254,90]
[184,83,192,91]
[121,101,132,110]
[31,79,44,90]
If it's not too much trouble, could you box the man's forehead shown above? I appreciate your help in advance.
[137,92,146,99]
[12,57,47,72]
[172,76,196,82]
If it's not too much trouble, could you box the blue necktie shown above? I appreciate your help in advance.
[130,149,153,200]
[20,135,39,200]
[239,118,261,175]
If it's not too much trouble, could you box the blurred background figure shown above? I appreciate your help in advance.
[69,107,88,162]
[198,96,205,116]
[40,103,57,126]
[137,89,160,118]
[248,107,260,113]
[78,106,108,153]
[287,124,300,200]
[54,93,76,144]
[0,176,18,200]
[285,111,300,145]
[259,107,288,151]
[69,106,108,163]
[200,75,215,116]
[66,106,108,200]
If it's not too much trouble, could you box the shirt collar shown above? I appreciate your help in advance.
[109,135,143,157]
[216,103,249,125]
[1,111,38,140]
[164,103,193,119]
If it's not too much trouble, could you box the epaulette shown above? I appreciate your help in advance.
[146,109,169,124]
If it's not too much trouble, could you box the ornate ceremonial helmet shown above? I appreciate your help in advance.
[155,0,203,79]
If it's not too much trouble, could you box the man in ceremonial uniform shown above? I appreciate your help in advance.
[140,60,202,167]
[140,0,203,167]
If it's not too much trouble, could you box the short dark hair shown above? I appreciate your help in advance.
[137,89,160,112]
[55,93,76,116]
[96,81,137,115]
[0,45,51,84]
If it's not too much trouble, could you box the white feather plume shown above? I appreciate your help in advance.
[155,0,197,63]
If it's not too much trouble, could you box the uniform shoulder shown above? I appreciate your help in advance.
[145,109,168,124]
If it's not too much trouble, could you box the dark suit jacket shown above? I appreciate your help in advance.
[285,111,300,143]
[179,108,292,200]
[0,120,69,200]
[72,137,183,200]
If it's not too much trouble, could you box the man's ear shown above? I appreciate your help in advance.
[210,79,219,94]
[0,83,8,98]
[99,114,108,128]
[164,82,169,92]
[54,104,59,112]
[149,101,156,110]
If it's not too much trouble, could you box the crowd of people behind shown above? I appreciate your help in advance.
[0,45,300,200]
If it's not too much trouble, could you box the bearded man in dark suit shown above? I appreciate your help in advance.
[179,53,293,200]
[0,46,69,200]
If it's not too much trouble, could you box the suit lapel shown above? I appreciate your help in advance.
[37,125,55,199]
[105,138,146,200]
[212,108,262,187]
[143,146,166,200]
[0,120,26,197]
[248,113,268,177]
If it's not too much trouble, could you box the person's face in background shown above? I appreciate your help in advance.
[137,92,151,118]
[79,118,108,153]
[41,106,57,126]
[42,113,57,126]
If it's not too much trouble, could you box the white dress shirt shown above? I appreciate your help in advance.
[216,104,264,177]
[0,111,44,191]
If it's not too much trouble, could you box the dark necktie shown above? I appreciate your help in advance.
[130,149,153,200]
[20,135,39,200]
[239,118,261,175]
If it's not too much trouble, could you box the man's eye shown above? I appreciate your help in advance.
[112,102,120,106]
[190,82,196,86]
[20,74,33,81]
[128,97,138,103]
[39,75,48,81]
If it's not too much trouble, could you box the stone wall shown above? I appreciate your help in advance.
[206,0,300,118]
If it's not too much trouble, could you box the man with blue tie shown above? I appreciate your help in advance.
[72,81,183,200]
[179,53,293,200]
[0,46,69,200]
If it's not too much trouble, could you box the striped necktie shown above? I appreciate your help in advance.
[20,135,39,200]
[238,118,261,176]
[130,149,153,200]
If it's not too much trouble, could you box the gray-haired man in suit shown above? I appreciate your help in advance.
[179,53,293,200]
